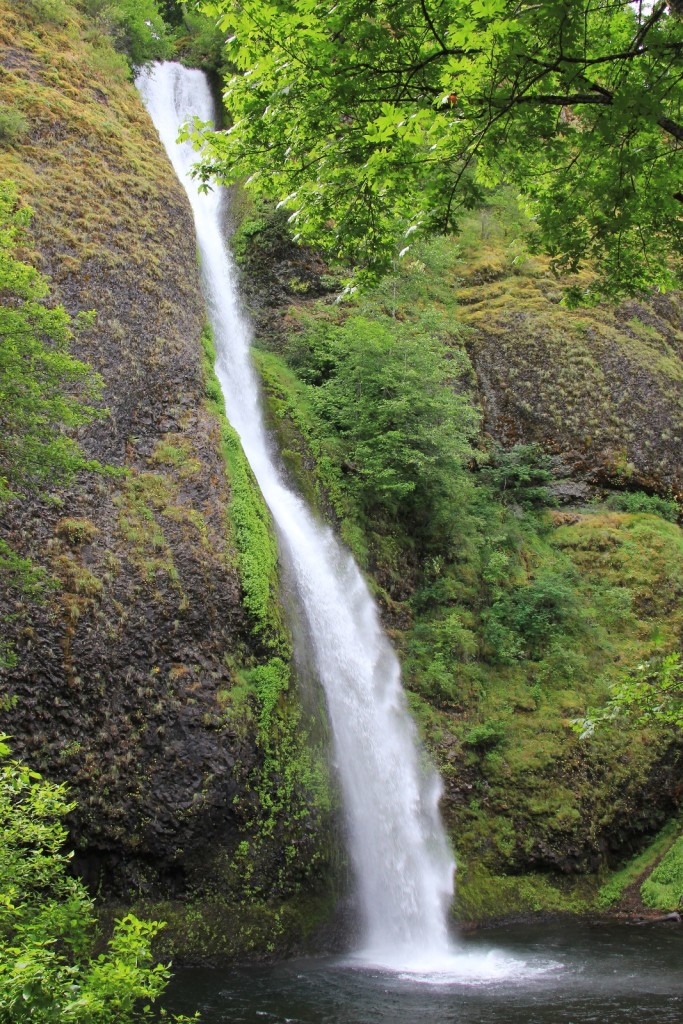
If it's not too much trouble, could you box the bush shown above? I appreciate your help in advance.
[603,490,679,523]
[0,180,103,499]
[0,737,196,1023]
[12,0,70,26]
[464,721,506,750]
[76,0,172,68]
[174,10,231,76]
[641,836,683,910]
[483,568,580,663]
[0,105,28,145]
[296,314,478,539]
[480,443,556,509]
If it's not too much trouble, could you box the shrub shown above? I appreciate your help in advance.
[300,314,478,540]
[641,836,683,911]
[76,0,173,68]
[464,721,506,749]
[483,568,580,662]
[0,736,196,1023]
[480,443,556,509]
[0,105,28,145]
[603,490,679,523]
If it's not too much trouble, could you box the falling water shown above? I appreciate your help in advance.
[137,62,456,968]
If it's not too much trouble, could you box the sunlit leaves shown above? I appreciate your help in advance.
[575,653,683,737]
[195,0,682,297]
[0,742,197,1023]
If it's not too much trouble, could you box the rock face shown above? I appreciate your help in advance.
[1,2,681,949]
[0,2,263,898]
[457,254,683,498]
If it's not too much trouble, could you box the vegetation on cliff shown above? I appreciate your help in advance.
[0,0,334,959]
[235,197,683,918]
[0,179,104,671]
[1,0,682,959]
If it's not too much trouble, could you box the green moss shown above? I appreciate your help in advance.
[106,890,338,963]
[200,325,287,651]
[454,863,596,922]
[235,206,683,909]
[55,517,99,546]
[199,325,334,899]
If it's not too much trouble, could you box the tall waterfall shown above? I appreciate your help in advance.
[137,63,455,965]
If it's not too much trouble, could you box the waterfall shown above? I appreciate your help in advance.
[137,62,456,966]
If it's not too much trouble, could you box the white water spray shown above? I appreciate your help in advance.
[137,62,458,967]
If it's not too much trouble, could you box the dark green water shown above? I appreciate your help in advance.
[166,923,682,1023]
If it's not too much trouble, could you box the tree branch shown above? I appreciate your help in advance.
[658,115,683,141]
[507,92,612,106]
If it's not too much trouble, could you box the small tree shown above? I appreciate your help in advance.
[0,736,196,1023]
[0,180,103,501]
[306,314,477,535]
[0,180,104,666]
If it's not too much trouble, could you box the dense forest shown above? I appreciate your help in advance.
[0,0,681,1020]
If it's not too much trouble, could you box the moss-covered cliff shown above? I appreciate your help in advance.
[1,0,681,961]
[0,1,334,954]
[232,202,683,922]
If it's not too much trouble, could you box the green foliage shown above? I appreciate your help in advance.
[484,568,582,663]
[641,835,683,910]
[0,105,28,146]
[597,816,682,908]
[12,0,71,25]
[244,657,289,739]
[172,8,231,75]
[0,180,103,666]
[76,0,173,69]
[0,180,102,502]
[455,863,594,921]
[480,443,556,510]
[289,313,477,540]
[576,653,683,736]
[243,207,683,892]
[195,0,683,298]
[463,720,505,750]
[602,490,680,523]
[0,737,196,1023]
[200,326,286,648]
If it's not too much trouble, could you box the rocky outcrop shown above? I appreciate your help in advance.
[0,1,268,899]
[457,254,683,499]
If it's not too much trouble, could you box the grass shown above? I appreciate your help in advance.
[641,835,683,910]
[597,817,683,908]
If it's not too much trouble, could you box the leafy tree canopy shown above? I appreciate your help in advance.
[192,0,682,299]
